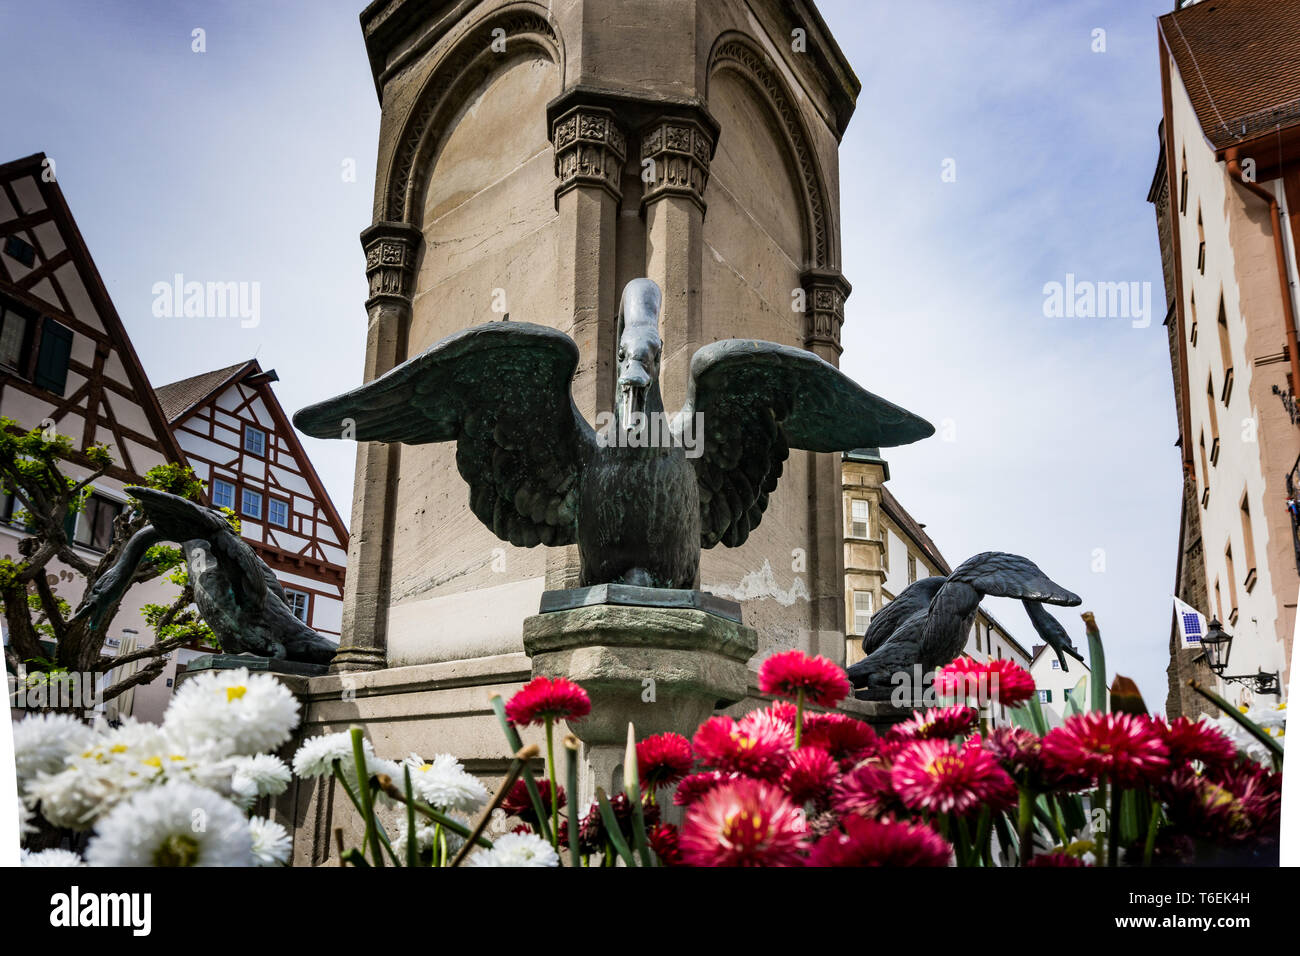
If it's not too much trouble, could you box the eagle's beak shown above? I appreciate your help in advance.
[618,360,651,438]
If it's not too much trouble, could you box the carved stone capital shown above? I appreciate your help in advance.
[360,220,423,308]
[551,105,626,202]
[800,269,852,354]
[639,114,715,214]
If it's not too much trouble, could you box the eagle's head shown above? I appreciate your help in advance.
[615,278,664,440]
[126,486,232,541]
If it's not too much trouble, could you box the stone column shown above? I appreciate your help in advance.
[801,268,853,662]
[333,221,422,673]
[545,104,626,590]
[640,113,716,416]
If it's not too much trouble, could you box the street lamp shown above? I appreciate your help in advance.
[1197,618,1281,696]
[1199,618,1232,675]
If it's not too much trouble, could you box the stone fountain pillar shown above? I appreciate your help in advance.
[522,585,756,803]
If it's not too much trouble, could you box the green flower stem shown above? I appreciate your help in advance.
[595,787,637,866]
[350,728,384,867]
[564,735,581,868]
[956,815,974,868]
[1109,784,1122,868]
[1047,793,1067,844]
[794,688,805,748]
[1095,778,1108,866]
[403,766,418,868]
[1017,788,1034,865]
[545,717,560,850]
[1142,798,1161,866]
[329,763,398,865]
[489,694,553,844]
[974,807,993,867]
[448,743,535,867]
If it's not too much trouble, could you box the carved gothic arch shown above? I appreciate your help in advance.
[707,32,834,271]
[383,4,563,226]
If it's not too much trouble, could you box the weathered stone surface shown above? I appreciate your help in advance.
[539,584,742,622]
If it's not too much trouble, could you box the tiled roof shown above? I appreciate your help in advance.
[155,361,255,422]
[1161,0,1300,149]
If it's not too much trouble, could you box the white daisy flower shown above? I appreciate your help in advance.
[84,782,253,867]
[467,832,558,867]
[18,797,35,842]
[20,848,85,867]
[292,732,371,779]
[248,816,292,866]
[163,668,300,758]
[230,754,292,808]
[393,814,466,862]
[13,713,95,785]
[403,753,488,813]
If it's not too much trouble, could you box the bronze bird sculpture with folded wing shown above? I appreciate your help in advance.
[294,278,934,590]
[846,551,1083,696]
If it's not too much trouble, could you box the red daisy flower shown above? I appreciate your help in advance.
[500,778,564,826]
[893,704,978,741]
[647,822,683,866]
[802,712,877,767]
[1041,712,1169,787]
[1025,852,1090,867]
[635,732,694,791]
[1203,760,1282,841]
[576,792,660,854]
[832,760,906,819]
[692,715,792,781]
[934,656,1036,708]
[806,816,951,867]
[673,770,743,807]
[758,650,851,708]
[738,708,796,746]
[764,700,799,727]
[780,746,840,806]
[983,726,1091,792]
[504,676,591,726]
[1153,717,1237,767]
[680,778,807,867]
[892,738,1016,816]
[1161,768,1255,843]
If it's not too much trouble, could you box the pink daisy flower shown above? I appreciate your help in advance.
[893,704,978,741]
[1041,712,1169,787]
[504,676,590,726]
[802,713,877,767]
[692,715,792,781]
[758,650,851,708]
[680,778,807,867]
[806,816,952,867]
[892,738,1016,816]
[1153,717,1237,767]
[635,733,694,791]
[934,656,1036,708]
[780,746,840,806]
[673,770,742,807]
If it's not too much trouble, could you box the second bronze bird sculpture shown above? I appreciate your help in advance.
[294,278,934,590]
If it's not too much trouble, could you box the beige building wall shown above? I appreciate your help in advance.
[1166,60,1297,709]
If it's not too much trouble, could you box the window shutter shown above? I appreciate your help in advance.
[33,320,74,395]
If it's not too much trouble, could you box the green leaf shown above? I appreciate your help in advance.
[1083,612,1107,713]
[595,788,637,867]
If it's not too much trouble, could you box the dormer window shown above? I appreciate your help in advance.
[244,425,266,457]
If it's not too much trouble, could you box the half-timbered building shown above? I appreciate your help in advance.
[155,360,349,638]
[0,152,187,722]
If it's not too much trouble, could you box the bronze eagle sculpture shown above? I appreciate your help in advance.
[846,551,1083,696]
[294,278,933,590]
[71,487,337,665]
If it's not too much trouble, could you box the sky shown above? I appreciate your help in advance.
[0,0,1179,709]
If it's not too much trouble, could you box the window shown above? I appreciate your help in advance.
[1188,292,1197,346]
[1224,543,1238,624]
[0,299,33,370]
[975,622,982,654]
[268,498,288,527]
[1038,689,1052,704]
[284,588,309,624]
[74,493,123,551]
[1179,151,1188,215]
[1206,375,1219,465]
[881,527,890,571]
[241,488,263,520]
[852,590,873,636]
[1196,208,1205,274]
[3,235,36,267]
[32,319,73,396]
[244,426,266,457]
[907,554,917,584]
[1241,492,1257,592]
[1217,297,1233,404]
[1051,659,1061,670]
[849,499,869,538]
[212,478,235,510]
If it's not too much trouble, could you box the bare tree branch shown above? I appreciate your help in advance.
[100,655,170,705]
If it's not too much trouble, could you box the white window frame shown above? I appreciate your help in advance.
[212,478,236,510]
[849,498,869,538]
[852,589,873,636]
[283,587,310,624]
[241,488,263,520]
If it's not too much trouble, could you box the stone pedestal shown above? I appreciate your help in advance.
[522,592,756,803]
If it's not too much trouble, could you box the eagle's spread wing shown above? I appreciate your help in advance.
[294,322,596,548]
[676,340,933,548]
[918,552,1081,664]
